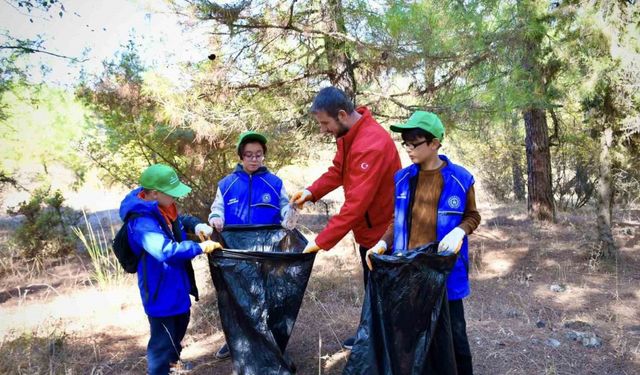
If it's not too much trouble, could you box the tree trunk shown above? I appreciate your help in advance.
[511,114,526,201]
[596,127,617,259]
[324,0,357,100]
[523,107,555,221]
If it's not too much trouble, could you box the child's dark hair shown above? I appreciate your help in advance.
[401,128,437,144]
[237,140,267,158]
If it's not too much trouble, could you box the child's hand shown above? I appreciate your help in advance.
[438,227,465,254]
[209,217,224,232]
[195,223,213,239]
[199,240,222,254]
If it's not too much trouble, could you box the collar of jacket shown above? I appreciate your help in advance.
[232,163,269,176]
[336,106,372,150]
[405,154,455,179]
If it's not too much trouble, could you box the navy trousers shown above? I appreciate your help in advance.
[147,311,190,375]
[449,299,473,375]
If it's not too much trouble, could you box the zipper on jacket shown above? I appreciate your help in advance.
[364,211,373,228]
[248,174,253,223]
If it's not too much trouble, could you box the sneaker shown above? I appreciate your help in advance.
[342,336,356,350]
[169,361,193,374]
[215,343,230,359]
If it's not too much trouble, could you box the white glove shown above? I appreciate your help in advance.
[365,240,387,270]
[195,223,213,238]
[302,240,321,253]
[290,189,313,209]
[438,227,466,254]
[209,217,224,232]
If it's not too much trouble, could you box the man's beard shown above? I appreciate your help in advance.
[335,120,349,138]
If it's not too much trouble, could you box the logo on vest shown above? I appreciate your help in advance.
[262,193,271,203]
[447,195,461,209]
[360,162,369,170]
[228,198,239,205]
[396,192,407,199]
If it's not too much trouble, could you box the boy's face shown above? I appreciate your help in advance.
[147,190,176,208]
[404,136,440,165]
[241,142,265,174]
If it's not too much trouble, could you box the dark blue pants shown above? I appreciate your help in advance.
[449,299,473,375]
[147,311,190,375]
[358,245,370,287]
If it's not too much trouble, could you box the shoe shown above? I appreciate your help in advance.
[342,336,356,350]
[169,361,193,374]
[215,343,230,359]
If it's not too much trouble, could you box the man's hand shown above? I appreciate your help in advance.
[195,223,213,239]
[365,240,387,270]
[199,240,222,254]
[209,217,224,232]
[438,227,466,254]
[302,240,321,254]
[290,189,313,209]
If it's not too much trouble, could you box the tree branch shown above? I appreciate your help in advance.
[0,45,87,61]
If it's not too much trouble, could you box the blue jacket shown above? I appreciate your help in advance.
[392,155,475,300]
[215,165,285,225]
[119,187,203,317]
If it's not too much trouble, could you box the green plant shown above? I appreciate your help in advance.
[72,211,128,288]
[8,186,78,268]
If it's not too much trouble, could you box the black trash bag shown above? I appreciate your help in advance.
[343,242,459,375]
[208,224,315,375]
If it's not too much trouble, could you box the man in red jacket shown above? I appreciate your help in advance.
[291,86,401,350]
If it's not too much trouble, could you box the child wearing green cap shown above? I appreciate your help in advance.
[119,164,221,374]
[366,111,481,375]
[207,131,292,359]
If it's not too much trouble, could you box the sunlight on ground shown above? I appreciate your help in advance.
[323,349,350,372]
[533,283,602,310]
[0,282,146,340]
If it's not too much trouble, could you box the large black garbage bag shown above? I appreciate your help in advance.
[208,224,315,375]
[343,243,458,375]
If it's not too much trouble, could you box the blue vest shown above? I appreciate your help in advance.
[218,165,283,225]
[393,155,475,300]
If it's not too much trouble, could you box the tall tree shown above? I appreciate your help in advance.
[516,1,556,221]
[578,0,640,259]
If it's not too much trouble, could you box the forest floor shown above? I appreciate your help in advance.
[1,173,639,374]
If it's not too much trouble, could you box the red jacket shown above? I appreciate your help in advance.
[308,107,401,249]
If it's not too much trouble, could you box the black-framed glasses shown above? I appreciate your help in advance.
[242,152,264,160]
[401,140,429,150]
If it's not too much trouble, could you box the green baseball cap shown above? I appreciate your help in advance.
[139,164,191,198]
[237,131,268,147]
[390,111,445,141]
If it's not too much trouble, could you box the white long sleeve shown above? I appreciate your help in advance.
[208,187,225,222]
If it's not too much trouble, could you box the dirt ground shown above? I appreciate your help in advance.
[1,200,639,374]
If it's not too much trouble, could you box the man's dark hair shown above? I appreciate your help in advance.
[310,86,355,119]
[401,128,437,144]
[237,140,267,158]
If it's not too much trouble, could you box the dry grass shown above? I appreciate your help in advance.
[1,196,640,374]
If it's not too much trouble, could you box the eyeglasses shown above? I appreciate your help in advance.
[242,153,264,160]
[401,140,429,150]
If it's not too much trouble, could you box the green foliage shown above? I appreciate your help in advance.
[72,212,128,288]
[0,82,89,187]
[8,186,79,263]
[77,39,312,218]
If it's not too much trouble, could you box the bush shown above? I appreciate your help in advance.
[8,187,79,264]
